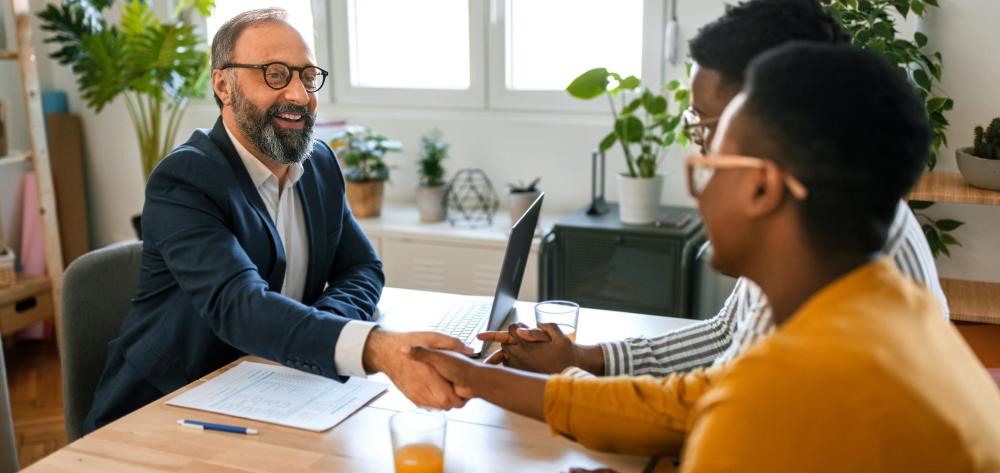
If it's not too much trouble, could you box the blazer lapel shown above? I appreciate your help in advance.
[208,118,286,292]
[296,158,324,302]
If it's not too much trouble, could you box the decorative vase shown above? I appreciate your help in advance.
[508,190,541,224]
[416,184,448,222]
[956,147,1000,191]
[617,174,664,225]
[346,180,385,218]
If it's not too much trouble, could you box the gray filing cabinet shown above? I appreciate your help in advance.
[540,205,706,318]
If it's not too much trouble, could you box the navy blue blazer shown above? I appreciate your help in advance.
[85,118,383,430]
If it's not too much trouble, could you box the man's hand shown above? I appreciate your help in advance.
[410,346,486,399]
[477,322,606,375]
[362,329,472,409]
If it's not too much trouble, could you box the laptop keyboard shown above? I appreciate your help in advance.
[433,300,492,343]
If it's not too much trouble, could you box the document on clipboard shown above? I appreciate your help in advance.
[166,361,387,432]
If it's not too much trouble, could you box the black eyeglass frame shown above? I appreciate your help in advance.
[221,62,329,93]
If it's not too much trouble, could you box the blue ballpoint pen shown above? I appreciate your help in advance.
[177,419,259,435]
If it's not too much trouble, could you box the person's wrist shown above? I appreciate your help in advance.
[574,344,605,376]
[361,328,390,373]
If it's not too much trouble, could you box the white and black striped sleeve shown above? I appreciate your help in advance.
[599,278,748,376]
[885,199,949,318]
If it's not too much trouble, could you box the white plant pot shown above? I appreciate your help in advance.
[416,185,448,222]
[956,146,1000,191]
[617,174,664,224]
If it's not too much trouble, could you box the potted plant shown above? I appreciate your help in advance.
[38,0,213,238]
[416,129,449,222]
[329,126,402,218]
[956,118,1000,191]
[507,177,541,223]
[567,68,688,224]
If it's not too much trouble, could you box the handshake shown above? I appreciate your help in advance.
[360,322,604,410]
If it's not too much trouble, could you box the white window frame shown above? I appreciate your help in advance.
[486,0,666,113]
[328,0,487,109]
[186,0,334,106]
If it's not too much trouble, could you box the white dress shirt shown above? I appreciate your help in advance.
[225,125,375,377]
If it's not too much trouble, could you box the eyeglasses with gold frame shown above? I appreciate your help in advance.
[685,154,808,200]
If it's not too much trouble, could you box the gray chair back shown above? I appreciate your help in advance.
[60,241,142,442]
[0,337,19,473]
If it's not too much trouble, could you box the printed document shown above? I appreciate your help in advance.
[167,361,387,431]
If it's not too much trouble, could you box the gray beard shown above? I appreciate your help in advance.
[231,86,316,165]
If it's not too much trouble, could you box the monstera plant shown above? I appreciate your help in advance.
[38,0,214,181]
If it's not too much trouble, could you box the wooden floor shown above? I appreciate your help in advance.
[3,338,67,468]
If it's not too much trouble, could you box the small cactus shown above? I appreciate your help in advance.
[973,117,1000,160]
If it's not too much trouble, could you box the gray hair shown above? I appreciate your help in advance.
[211,8,290,108]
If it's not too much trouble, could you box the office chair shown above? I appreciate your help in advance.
[0,336,19,473]
[60,241,142,442]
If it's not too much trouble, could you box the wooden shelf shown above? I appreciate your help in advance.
[0,150,32,166]
[0,274,54,335]
[909,172,1000,206]
[942,278,1000,325]
[0,50,17,60]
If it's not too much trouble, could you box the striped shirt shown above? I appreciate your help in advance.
[600,199,949,377]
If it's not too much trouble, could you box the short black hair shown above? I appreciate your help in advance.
[740,42,930,256]
[689,0,849,87]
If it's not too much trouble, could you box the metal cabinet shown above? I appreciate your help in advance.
[540,205,705,317]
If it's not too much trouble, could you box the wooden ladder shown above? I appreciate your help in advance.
[0,0,66,346]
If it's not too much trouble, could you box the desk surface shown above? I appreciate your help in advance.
[24,288,694,473]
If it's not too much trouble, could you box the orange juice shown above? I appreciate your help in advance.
[394,443,444,473]
[556,323,577,342]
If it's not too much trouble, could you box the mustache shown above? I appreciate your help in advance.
[267,103,316,129]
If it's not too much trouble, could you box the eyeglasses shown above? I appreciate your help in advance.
[685,153,808,200]
[221,62,329,93]
[682,108,720,151]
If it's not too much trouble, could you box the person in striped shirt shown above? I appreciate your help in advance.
[478,0,948,377]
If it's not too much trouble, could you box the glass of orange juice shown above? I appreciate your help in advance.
[390,410,446,473]
[534,300,580,342]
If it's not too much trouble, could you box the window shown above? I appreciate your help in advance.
[330,0,485,108]
[488,0,663,111]
[505,0,643,91]
[349,0,470,89]
[206,1,318,55]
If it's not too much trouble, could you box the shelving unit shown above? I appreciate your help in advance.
[908,171,1000,325]
[0,0,66,342]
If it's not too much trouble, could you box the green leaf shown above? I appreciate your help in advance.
[566,68,609,100]
[622,98,642,115]
[665,79,681,91]
[674,89,689,102]
[909,200,933,210]
[910,0,925,16]
[935,218,964,232]
[912,69,932,90]
[615,116,644,143]
[940,233,961,246]
[926,97,949,112]
[599,132,617,152]
[620,75,641,90]
[914,31,928,48]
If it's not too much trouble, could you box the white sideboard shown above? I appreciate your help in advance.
[356,205,552,302]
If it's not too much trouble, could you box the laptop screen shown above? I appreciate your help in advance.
[485,193,544,332]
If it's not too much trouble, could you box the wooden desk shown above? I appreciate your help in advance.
[23,288,695,472]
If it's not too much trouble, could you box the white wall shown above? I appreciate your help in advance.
[2,0,998,282]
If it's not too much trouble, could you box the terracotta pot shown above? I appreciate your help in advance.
[508,190,541,224]
[346,180,385,218]
[416,185,448,222]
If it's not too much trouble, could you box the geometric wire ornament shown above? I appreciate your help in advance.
[446,168,500,228]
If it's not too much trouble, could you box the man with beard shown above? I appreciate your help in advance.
[83,8,470,432]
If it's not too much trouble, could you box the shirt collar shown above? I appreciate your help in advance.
[224,122,305,190]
